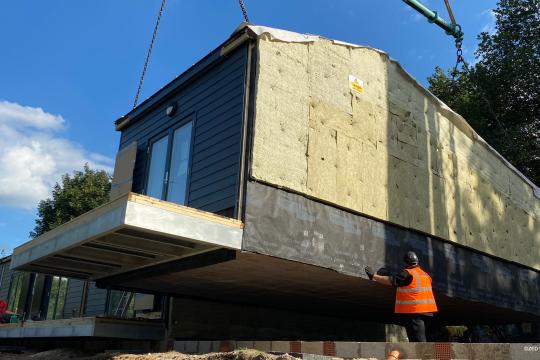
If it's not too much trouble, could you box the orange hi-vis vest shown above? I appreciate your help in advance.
[395,266,438,314]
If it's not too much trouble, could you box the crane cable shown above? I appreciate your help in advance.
[445,0,505,132]
[133,0,250,109]
[238,0,250,23]
[133,0,167,109]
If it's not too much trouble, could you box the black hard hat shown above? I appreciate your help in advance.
[403,251,419,266]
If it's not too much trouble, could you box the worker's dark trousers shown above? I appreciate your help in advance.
[401,314,433,342]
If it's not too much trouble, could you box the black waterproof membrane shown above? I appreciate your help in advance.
[243,181,540,317]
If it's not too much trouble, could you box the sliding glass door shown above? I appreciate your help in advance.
[146,136,169,199]
[146,121,193,205]
[46,276,68,320]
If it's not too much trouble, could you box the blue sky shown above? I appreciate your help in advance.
[0,0,498,254]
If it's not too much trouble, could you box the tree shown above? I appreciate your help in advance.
[428,0,540,185]
[31,164,111,238]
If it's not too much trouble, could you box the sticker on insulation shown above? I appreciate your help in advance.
[349,75,364,95]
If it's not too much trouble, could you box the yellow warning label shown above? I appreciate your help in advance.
[349,74,364,95]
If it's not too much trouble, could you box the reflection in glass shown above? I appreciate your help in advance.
[146,136,168,199]
[47,276,68,320]
[167,123,192,205]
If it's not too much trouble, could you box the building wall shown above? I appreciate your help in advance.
[0,258,110,319]
[250,36,540,270]
[170,297,388,341]
[62,279,85,318]
[84,282,108,316]
[119,44,248,215]
[0,260,12,301]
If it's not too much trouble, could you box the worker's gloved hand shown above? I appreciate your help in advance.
[365,266,375,280]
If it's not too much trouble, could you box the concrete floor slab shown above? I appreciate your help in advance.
[11,193,243,280]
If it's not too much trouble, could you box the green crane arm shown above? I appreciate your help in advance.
[402,0,463,42]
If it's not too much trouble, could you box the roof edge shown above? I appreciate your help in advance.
[115,24,254,131]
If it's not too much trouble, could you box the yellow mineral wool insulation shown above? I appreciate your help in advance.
[248,26,540,270]
[251,40,310,192]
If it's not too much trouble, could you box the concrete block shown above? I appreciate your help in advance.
[253,341,272,352]
[173,341,185,352]
[270,341,290,353]
[198,341,213,354]
[211,341,221,353]
[301,341,323,355]
[334,342,361,358]
[184,341,199,354]
[469,343,511,360]
[358,342,386,359]
[510,343,540,360]
[235,341,254,350]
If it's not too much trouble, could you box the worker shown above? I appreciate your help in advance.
[364,251,438,342]
[0,299,18,323]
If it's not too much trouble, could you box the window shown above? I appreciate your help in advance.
[107,290,134,318]
[46,276,68,320]
[7,272,31,314]
[146,136,169,199]
[146,121,193,205]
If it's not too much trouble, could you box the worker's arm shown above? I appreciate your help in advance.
[364,267,412,287]
[365,266,393,286]
[372,274,393,286]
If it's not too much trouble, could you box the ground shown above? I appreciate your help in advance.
[0,349,298,360]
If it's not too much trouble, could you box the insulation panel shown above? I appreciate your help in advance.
[250,34,540,270]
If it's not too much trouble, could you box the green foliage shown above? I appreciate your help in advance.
[31,164,111,238]
[428,0,540,185]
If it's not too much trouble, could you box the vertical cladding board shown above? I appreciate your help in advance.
[0,260,13,301]
[118,45,248,214]
[63,279,85,318]
[84,282,108,316]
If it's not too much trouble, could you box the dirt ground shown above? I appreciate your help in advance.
[0,349,298,360]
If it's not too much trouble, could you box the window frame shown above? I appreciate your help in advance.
[46,276,68,320]
[143,114,195,205]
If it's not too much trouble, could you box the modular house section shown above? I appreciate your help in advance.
[11,31,250,282]
[248,27,540,270]
[9,24,540,338]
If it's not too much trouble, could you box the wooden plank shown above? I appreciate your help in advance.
[128,193,243,228]
[110,141,137,201]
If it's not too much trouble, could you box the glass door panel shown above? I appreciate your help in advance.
[46,276,68,320]
[166,122,192,204]
[146,136,169,199]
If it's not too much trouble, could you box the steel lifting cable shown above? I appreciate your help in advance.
[133,0,167,109]
[238,0,250,23]
[446,0,505,132]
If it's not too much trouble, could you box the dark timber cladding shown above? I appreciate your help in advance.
[118,43,249,215]
[242,181,540,321]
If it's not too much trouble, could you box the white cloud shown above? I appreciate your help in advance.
[0,100,65,130]
[480,9,496,35]
[0,101,113,209]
